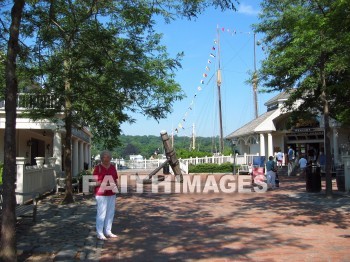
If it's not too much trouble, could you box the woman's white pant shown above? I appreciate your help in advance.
[96,195,116,237]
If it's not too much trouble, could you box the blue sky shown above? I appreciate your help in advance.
[121,0,276,138]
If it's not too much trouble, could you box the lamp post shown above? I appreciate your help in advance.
[231,138,238,192]
[231,138,238,173]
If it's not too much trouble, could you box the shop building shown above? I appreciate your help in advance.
[226,92,350,166]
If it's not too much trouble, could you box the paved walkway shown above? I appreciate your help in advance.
[16,173,350,261]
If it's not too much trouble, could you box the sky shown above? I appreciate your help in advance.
[121,0,277,138]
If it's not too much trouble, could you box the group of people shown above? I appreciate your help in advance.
[264,146,327,189]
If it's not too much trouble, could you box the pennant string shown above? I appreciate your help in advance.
[172,25,264,135]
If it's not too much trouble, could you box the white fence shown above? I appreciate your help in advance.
[122,153,260,170]
[16,157,57,204]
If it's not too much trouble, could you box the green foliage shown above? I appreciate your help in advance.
[92,135,233,159]
[0,0,239,150]
[0,52,4,99]
[189,162,238,173]
[176,149,212,158]
[255,0,350,123]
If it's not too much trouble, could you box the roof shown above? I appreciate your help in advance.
[264,91,290,107]
[225,109,278,139]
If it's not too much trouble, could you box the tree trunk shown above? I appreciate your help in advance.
[61,59,74,204]
[320,66,333,198]
[62,115,74,204]
[0,1,25,261]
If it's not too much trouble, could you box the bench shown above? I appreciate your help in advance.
[56,177,79,193]
[238,164,251,175]
[0,186,39,222]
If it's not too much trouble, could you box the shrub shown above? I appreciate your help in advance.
[189,162,239,173]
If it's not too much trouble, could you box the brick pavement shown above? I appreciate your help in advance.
[13,172,350,261]
[100,173,350,262]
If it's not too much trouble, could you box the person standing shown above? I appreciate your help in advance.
[266,156,277,190]
[93,150,118,240]
[318,151,326,171]
[276,150,284,169]
[298,154,308,176]
[287,146,295,176]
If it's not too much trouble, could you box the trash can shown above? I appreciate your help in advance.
[163,163,170,174]
[336,168,345,192]
[305,165,321,192]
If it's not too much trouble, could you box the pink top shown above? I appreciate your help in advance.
[93,164,118,196]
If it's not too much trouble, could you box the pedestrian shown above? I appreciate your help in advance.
[298,154,308,176]
[318,151,326,171]
[93,150,119,240]
[276,150,284,169]
[266,156,277,190]
[287,145,295,176]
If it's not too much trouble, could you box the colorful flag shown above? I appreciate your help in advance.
[198,86,202,91]
[200,80,204,84]
[212,46,216,50]
[210,53,215,58]
[205,66,210,71]
[208,59,212,64]
[203,73,207,77]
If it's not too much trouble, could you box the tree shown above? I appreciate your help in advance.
[0,1,25,260]
[254,0,350,197]
[22,1,239,203]
[1,0,238,259]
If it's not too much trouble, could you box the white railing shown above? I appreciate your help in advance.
[16,157,57,204]
[121,153,260,170]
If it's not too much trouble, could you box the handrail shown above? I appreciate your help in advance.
[0,93,63,110]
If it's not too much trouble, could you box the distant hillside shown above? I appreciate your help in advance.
[106,134,232,159]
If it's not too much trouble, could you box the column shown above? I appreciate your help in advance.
[73,138,79,177]
[343,155,350,192]
[53,131,62,170]
[79,140,84,172]
[88,144,91,169]
[84,143,89,168]
[259,133,266,157]
[267,133,273,158]
[16,157,26,204]
[333,128,339,165]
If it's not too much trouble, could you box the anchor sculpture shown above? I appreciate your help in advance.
[136,130,184,184]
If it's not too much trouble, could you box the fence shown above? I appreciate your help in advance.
[120,153,259,170]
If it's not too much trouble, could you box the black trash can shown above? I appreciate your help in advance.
[336,168,345,192]
[163,163,170,174]
[306,165,321,192]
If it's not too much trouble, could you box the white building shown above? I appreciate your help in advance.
[0,93,92,202]
[226,92,350,166]
[129,154,143,161]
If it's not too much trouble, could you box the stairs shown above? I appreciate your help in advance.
[277,165,289,176]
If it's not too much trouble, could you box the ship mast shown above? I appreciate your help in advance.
[253,33,258,119]
[191,123,196,150]
[216,26,224,153]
